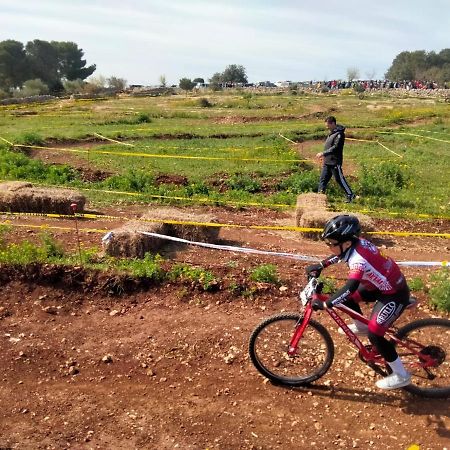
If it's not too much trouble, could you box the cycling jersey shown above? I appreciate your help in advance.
[322,238,407,308]
[341,238,407,294]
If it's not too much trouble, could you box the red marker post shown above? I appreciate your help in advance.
[71,202,82,264]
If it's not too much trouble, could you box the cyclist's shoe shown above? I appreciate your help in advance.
[338,323,368,337]
[376,372,411,390]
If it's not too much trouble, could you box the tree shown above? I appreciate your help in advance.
[0,40,29,90]
[159,74,167,87]
[107,76,127,91]
[222,64,247,84]
[179,78,195,90]
[208,72,223,90]
[365,69,376,80]
[51,41,96,81]
[193,77,205,84]
[26,39,61,91]
[385,49,450,81]
[346,67,360,82]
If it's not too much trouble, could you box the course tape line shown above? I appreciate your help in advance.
[377,131,450,144]
[0,136,15,146]
[0,221,107,234]
[93,132,135,147]
[347,137,403,158]
[1,211,450,238]
[139,232,449,267]
[12,143,307,163]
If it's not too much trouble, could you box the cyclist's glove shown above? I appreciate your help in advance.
[306,263,323,278]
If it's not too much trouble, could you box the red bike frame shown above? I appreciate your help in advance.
[288,293,439,370]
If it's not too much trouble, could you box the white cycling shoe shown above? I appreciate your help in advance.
[338,323,369,337]
[376,372,412,390]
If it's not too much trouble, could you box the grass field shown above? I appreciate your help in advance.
[0,90,449,217]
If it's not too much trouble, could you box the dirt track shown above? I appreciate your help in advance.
[0,207,449,449]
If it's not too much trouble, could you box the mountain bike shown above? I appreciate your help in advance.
[249,277,450,398]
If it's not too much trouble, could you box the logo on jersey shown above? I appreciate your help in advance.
[376,302,396,325]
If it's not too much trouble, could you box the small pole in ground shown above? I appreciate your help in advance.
[71,202,83,264]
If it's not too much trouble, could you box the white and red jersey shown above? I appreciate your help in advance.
[341,238,406,294]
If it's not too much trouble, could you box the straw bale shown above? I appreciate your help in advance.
[141,208,220,243]
[299,210,375,240]
[103,221,169,258]
[295,193,327,226]
[0,181,33,192]
[0,183,86,214]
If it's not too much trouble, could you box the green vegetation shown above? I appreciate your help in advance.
[429,269,450,313]
[168,263,218,291]
[408,277,425,292]
[385,48,450,84]
[0,91,448,217]
[249,264,280,284]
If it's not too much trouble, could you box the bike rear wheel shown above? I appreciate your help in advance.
[249,313,334,386]
[395,318,450,398]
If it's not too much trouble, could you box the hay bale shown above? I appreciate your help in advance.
[295,193,327,226]
[103,221,170,258]
[103,207,221,259]
[141,208,220,243]
[0,182,86,214]
[299,210,375,240]
[0,181,33,192]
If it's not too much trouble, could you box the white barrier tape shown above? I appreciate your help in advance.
[397,261,449,267]
[138,232,320,262]
[136,232,449,267]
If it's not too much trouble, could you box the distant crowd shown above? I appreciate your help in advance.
[314,79,446,90]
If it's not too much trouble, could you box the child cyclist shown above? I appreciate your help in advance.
[306,214,412,390]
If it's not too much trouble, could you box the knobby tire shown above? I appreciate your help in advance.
[249,313,334,387]
[394,318,450,398]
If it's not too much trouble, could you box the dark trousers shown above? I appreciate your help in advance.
[318,164,353,197]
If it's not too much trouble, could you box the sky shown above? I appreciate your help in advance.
[0,0,448,86]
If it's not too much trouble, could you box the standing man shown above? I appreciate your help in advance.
[316,116,355,203]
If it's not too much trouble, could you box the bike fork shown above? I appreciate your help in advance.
[288,306,313,355]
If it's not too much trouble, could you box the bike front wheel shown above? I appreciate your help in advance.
[395,318,450,398]
[249,313,334,387]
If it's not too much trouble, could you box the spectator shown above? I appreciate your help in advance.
[316,116,355,203]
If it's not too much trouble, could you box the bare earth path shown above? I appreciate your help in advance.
[0,206,449,449]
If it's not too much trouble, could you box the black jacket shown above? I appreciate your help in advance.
[323,125,345,165]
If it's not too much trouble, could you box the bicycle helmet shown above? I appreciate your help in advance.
[321,214,361,243]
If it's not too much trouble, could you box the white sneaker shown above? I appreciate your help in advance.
[376,372,411,390]
[338,323,368,337]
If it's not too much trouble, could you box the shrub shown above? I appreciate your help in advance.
[408,277,425,292]
[353,84,365,94]
[227,174,261,193]
[318,277,337,294]
[169,263,218,291]
[250,264,280,284]
[103,169,155,193]
[40,233,65,259]
[0,147,78,183]
[358,161,408,196]
[277,170,318,193]
[14,79,49,97]
[17,132,44,146]
[429,269,450,312]
[115,253,165,281]
[198,98,213,108]
[136,112,152,123]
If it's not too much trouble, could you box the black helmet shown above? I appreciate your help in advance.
[321,214,361,243]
